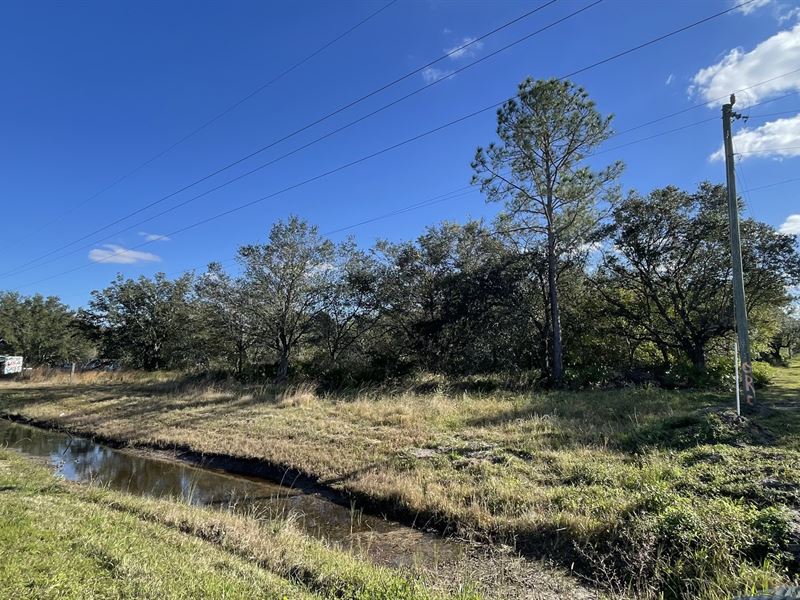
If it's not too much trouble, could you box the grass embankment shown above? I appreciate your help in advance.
[2,364,800,598]
[0,449,470,600]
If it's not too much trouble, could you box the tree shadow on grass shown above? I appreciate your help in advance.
[0,378,276,443]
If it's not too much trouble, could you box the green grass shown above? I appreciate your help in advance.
[0,450,470,600]
[2,363,800,598]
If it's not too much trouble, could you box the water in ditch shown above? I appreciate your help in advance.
[0,418,462,568]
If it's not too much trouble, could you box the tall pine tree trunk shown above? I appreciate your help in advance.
[547,231,563,387]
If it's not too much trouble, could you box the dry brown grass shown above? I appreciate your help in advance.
[2,366,799,599]
[277,383,320,408]
[0,449,471,600]
[17,366,176,385]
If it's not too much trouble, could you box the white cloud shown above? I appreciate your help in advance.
[709,113,800,161]
[442,27,452,34]
[665,73,674,86]
[734,0,772,15]
[779,214,800,234]
[88,244,161,264]
[445,36,483,60]
[421,66,454,84]
[690,23,800,107]
[779,6,800,23]
[138,231,171,242]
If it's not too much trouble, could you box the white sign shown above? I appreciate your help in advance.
[1,356,23,375]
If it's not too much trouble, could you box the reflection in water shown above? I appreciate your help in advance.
[0,418,460,567]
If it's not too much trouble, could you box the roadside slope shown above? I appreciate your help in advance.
[2,365,799,598]
[0,449,470,600]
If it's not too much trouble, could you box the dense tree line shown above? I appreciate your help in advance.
[2,78,798,386]
[0,292,93,365]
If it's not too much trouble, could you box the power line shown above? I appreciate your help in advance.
[143,161,800,285]
[732,139,754,216]
[595,116,718,155]
[324,187,479,235]
[742,176,800,193]
[612,68,800,138]
[9,0,776,281]
[745,108,800,120]
[1,0,593,279]
[557,0,759,81]
[13,0,762,289]
[593,107,800,157]
[150,186,481,279]
[0,0,567,276]
[5,0,399,247]
[733,107,799,216]
[4,0,775,280]
[736,145,800,155]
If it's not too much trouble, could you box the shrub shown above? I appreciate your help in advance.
[581,491,794,599]
[624,412,743,450]
[751,362,775,387]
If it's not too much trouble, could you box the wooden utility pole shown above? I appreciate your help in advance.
[722,94,756,409]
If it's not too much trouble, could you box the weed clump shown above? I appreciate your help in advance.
[623,409,774,451]
[579,490,796,599]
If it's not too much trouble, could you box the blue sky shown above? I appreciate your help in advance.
[1,0,799,307]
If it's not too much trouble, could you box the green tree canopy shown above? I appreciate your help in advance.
[472,77,622,386]
[598,182,800,370]
[238,216,335,382]
[85,273,196,370]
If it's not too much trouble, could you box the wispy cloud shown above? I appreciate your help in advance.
[733,0,772,15]
[709,113,800,161]
[780,214,800,235]
[779,6,800,23]
[689,23,800,107]
[88,244,161,264]
[421,66,454,84]
[445,36,483,60]
[139,231,171,242]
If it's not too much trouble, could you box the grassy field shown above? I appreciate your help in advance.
[0,448,478,600]
[2,364,799,598]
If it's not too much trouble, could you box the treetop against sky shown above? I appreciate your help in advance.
[1,0,798,307]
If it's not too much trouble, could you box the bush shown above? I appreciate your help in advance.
[582,490,794,599]
[656,357,774,391]
[659,361,727,389]
[563,365,624,388]
[751,361,775,387]
[624,412,742,450]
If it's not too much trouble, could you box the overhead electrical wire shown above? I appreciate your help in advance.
[177,186,482,277]
[611,67,800,138]
[106,160,800,287]
[12,0,764,289]
[593,107,800,156]
[11,94,796,283]
[323,187,479,235]
[5,0,400,246]
[736,145,800,155]
[0,0,593,278]
[4,0,781,280]
[76,185,480,279]
[731,137,754,216]
[741,177,800,193]
[7,0,777,280]
[0,0,565,272]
